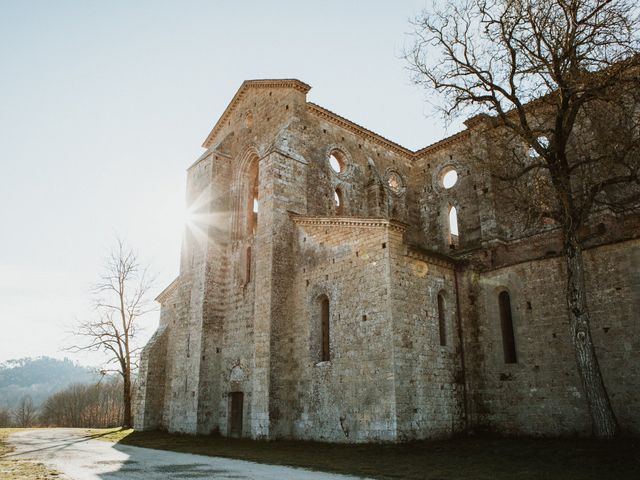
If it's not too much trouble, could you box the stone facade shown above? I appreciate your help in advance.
[134,79,640,441]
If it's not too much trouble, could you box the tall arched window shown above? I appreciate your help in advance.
[437,292,447,346]
[319,295,330,362]
[334,188,344,215]
[244,246,252,284]
[499,291,517,363]
[247,160,259,235]
[448,205,459,247]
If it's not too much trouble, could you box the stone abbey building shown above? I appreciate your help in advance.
[134,79,639,441]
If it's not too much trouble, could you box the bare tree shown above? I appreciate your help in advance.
[0,407,12,427]
[69,239,154,428]
[40,379,123,428]
[407,0,640,438]
[13,395,38,427]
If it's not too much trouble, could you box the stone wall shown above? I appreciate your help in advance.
[462,238,640,436]
[133,325,168,430]
[278,218,400,442]
[136,79,640,441]
[390,242,466,440]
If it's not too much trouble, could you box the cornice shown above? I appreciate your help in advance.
[187,148,232,171]
[307,103,415,160]
[264,145,309,165]
[202,79,312,149]
[290,214,408,233]
[200,78,492,162]
[155,276,180,304]
[413,129,472,158]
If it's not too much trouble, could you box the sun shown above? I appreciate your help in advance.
[182,191,209,245]
[182,203,198,230]
[180,186,227,251]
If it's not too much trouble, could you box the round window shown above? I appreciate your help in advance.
[387,172,403,194]
[442,169,458,189]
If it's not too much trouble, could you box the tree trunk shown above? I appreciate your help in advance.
[564,231,618,438]
[122,371,132,428]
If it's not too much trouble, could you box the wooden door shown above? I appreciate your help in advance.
[229,392,243,437]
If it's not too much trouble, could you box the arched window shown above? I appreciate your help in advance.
[334,188,344,215]
[499,291,517,363]
[244,246,252,284]
[319,295,330,362]
[448,205,459,247]
[328,150,346,174]
[437,292,447,346]
[247,160,259,235]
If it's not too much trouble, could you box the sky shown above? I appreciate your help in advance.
[0,0,460,367]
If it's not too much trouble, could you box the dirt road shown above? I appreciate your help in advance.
[8,429,367,480]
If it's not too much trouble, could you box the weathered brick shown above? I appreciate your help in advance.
[134,79,640,442]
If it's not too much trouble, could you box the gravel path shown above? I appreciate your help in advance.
[8,429,368,480]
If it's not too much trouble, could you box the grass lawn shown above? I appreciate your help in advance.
[91,428,640,480]
[0,428,60,479]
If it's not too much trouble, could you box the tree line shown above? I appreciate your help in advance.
[0,378,123,428]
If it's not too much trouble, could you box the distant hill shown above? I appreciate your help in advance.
[0,357,102,409]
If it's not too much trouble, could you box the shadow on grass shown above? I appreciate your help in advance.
[111,430,640,480]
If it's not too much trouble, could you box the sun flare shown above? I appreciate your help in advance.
[180,186,228,251]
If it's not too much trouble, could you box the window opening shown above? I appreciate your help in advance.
[247,161,259,235]
[334,189,344,215]
[437,293,447,346]
[387,172,402,193]
[449,206,459,247]
[329,150,345,173]
[442,169,458,189]
[245,246,252,284]
[499,291,517,363]
[527,136,549,158]
[320,295,330,362]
